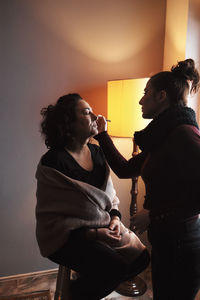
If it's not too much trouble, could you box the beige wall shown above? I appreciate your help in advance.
[163,0,189,70]
[163,0,200,117]
[1,0,165,276]
[186,0,200,119]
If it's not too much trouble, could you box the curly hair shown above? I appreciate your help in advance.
[40,93,82,149]
[150,58,200,106]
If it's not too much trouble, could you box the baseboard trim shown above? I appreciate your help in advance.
[0,269,58,282]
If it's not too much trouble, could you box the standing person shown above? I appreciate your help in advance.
[96,58,200,300]
[35,93,150,300]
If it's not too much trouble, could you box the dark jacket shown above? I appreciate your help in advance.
[96,124,200,221]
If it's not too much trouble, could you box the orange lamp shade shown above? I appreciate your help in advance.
[107,78,150,137]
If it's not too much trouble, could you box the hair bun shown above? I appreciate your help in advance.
[171,58,199,93]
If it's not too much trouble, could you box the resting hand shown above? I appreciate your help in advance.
[109,216,121,236]
[97,115,107,133]
[96,227,121,246]
[130,209,150,234]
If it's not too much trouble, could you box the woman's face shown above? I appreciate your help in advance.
[72,100,98,139]
[139,80,169,119]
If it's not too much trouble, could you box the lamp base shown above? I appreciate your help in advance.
[116,276,147,297]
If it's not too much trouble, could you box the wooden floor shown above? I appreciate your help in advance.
[0,266,199,300]
[105,289,200,300]
[0,267,152,300]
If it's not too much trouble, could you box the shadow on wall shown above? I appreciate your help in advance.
[79,85,107,117]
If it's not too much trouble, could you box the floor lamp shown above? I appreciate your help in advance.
[107,78,149,297]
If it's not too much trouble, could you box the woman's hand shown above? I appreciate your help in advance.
[109,216,121,236]
[96,227,121,246]
[130,209,150,234]
[97,115,107,133]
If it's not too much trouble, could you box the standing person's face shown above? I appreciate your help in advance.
[72,100,98,139]
[139,80,169,119]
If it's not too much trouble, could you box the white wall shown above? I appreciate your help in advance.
[0,0,166,276]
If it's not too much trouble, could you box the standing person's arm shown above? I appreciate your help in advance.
[95,117,146,178]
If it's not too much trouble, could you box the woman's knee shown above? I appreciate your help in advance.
[126,249,150,279]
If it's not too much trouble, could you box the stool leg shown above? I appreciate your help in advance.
[54,265,71,300]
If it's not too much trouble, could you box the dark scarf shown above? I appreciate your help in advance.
[134,105,199,152]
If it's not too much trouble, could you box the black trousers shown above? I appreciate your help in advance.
[148,217,200,300]
[49,231,150,300]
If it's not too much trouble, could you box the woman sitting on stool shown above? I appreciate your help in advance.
[35,93,150,300]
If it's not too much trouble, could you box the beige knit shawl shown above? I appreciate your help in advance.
[35,162,119,257]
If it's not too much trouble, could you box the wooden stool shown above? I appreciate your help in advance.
[54,266,105,300]
[54,265,71,300]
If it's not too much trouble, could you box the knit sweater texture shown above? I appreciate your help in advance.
[35,162,119,257]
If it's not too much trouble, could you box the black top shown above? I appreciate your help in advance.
[41,143,106,188]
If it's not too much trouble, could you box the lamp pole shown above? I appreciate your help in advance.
[116,139,147,297]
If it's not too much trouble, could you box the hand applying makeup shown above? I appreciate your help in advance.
[97,115,108,133]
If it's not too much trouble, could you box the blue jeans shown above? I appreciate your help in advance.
[148,217,200,300]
